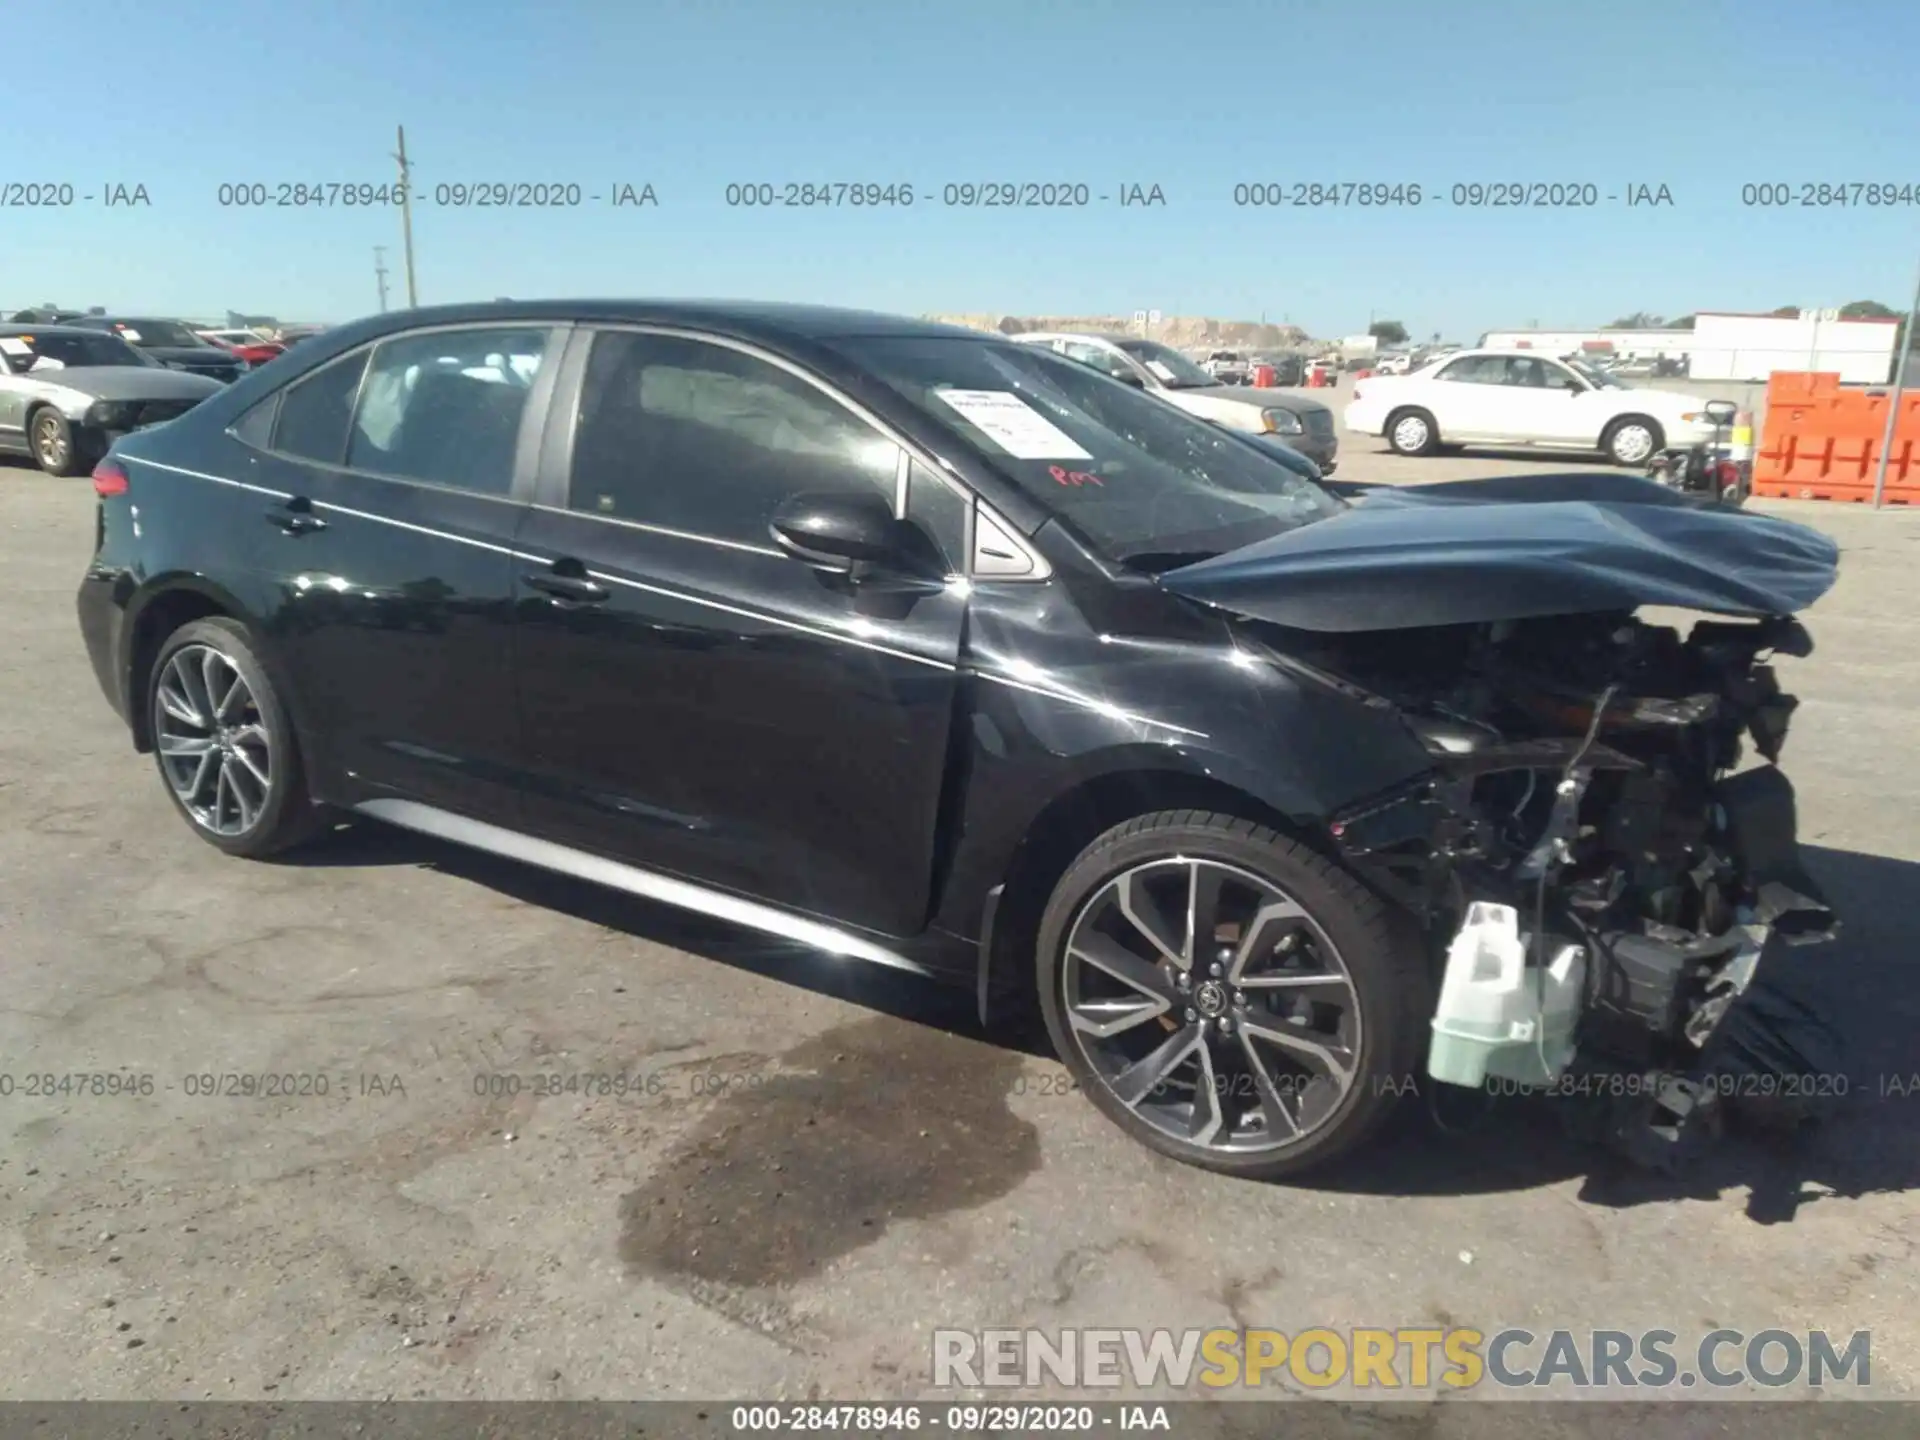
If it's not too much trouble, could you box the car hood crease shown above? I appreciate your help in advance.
[1156,478,1839,632]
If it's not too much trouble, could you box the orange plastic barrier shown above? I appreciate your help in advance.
[1753,371,1919,504]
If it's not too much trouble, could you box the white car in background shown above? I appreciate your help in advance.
[1010,331,1340,470]
[1344,349,1729,465]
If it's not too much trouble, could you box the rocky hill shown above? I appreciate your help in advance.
[926,314,1312,351]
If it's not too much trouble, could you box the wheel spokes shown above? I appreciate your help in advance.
[1238,1014,1356,1090]
[1064,856,1364,1156]
[153,644,272,837]
[1109,1022,1204,1109]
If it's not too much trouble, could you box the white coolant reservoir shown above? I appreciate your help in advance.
[1427,902,1586,1088]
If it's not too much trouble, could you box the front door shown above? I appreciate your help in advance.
[512,327,968,937]
[239,322,562,817]
[1496,355,1589,444]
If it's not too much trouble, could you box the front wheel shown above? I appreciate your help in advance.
[1602,415,1663,466]
[1035,811,1429,1180]
[29,408,87,476]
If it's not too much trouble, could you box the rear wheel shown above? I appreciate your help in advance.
[1036,811,1428,1180]
[147,617,324,858]
[1386,408,1439,456]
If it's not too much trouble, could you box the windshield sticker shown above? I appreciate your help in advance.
[116,328,142,343]
[1145,361,1178,381]
[0,337,34,356]
[29,356,65,371]
[934,389,1092,460]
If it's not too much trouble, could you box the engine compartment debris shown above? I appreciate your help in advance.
[1300,608,1842,1170]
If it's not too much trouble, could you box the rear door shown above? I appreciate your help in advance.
[1424,353,1509,438]
[511,326,969,936]
[235,321,563,817]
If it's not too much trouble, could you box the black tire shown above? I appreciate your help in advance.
[1385,407,1439,457]
[1601,415,1664,466]
[1035,810,1430,1180]
[28,407,87,477]
[146,617,324,858]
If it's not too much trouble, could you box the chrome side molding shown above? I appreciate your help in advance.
[353,798,934,976]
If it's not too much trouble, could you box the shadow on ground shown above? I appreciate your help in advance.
[287,824,1920,1221]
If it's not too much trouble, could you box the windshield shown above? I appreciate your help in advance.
[1113,339,1218,389]
[837,335,1345,568]
[1564,357,1627,389]
[2,331,152,369]
[112,319,209,348]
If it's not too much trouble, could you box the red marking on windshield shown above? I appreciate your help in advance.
[1049,465,1103,487]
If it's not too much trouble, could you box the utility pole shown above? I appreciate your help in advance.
[373,246,391,313]
[393,126,419,307]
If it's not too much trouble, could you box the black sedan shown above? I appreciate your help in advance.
[66,315,248,384]
[76,300,1840,1178]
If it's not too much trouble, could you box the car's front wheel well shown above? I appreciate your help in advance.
[980,769,1316,1032]
[126,590,232,752]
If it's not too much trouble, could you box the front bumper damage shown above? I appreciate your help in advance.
[1322,629,1841,1174]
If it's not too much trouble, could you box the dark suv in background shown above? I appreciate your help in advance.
[75,300,1838,1179]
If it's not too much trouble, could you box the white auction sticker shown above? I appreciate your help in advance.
[0,337,32,356]
[1145,361,1178,381]
[934,389,1091,460]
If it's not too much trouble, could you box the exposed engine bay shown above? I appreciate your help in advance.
[1283,609,1841,1169]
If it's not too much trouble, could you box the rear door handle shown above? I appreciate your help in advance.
[522,568,609,604]
[267,498,327,535]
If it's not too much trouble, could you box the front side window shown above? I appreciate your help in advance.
[346,327,548,494]
[566,331,900,543]
[272,351,370,465]
[1062,342,1139,383]
[1113,339,1217,389]
[837,335,1344,570]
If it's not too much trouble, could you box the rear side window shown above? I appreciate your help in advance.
[272,351,369,464]
[346,327,549,495]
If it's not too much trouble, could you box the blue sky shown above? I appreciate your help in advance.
[8,0,1917,338]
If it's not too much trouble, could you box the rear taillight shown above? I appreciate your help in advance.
[92,457,130,497]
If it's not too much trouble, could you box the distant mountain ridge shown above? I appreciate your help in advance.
[925,313,1312,351]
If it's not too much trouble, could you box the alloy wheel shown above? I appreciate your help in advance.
[154,643,273,837]
[1060,857,1362,1155]
[32,413,69,471]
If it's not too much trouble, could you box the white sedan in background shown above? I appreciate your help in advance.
[1344,349,1729,465]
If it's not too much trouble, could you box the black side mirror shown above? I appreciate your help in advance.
[770,490,912,576]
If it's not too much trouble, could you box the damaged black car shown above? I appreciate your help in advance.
[75,302,1840,1181]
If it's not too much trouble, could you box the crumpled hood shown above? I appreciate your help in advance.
[1158,472,1839,632]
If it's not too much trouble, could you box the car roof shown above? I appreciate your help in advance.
[316,299,990,347]
[0,323,114,337]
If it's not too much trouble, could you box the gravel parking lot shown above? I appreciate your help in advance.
[3,416,1917,1413]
